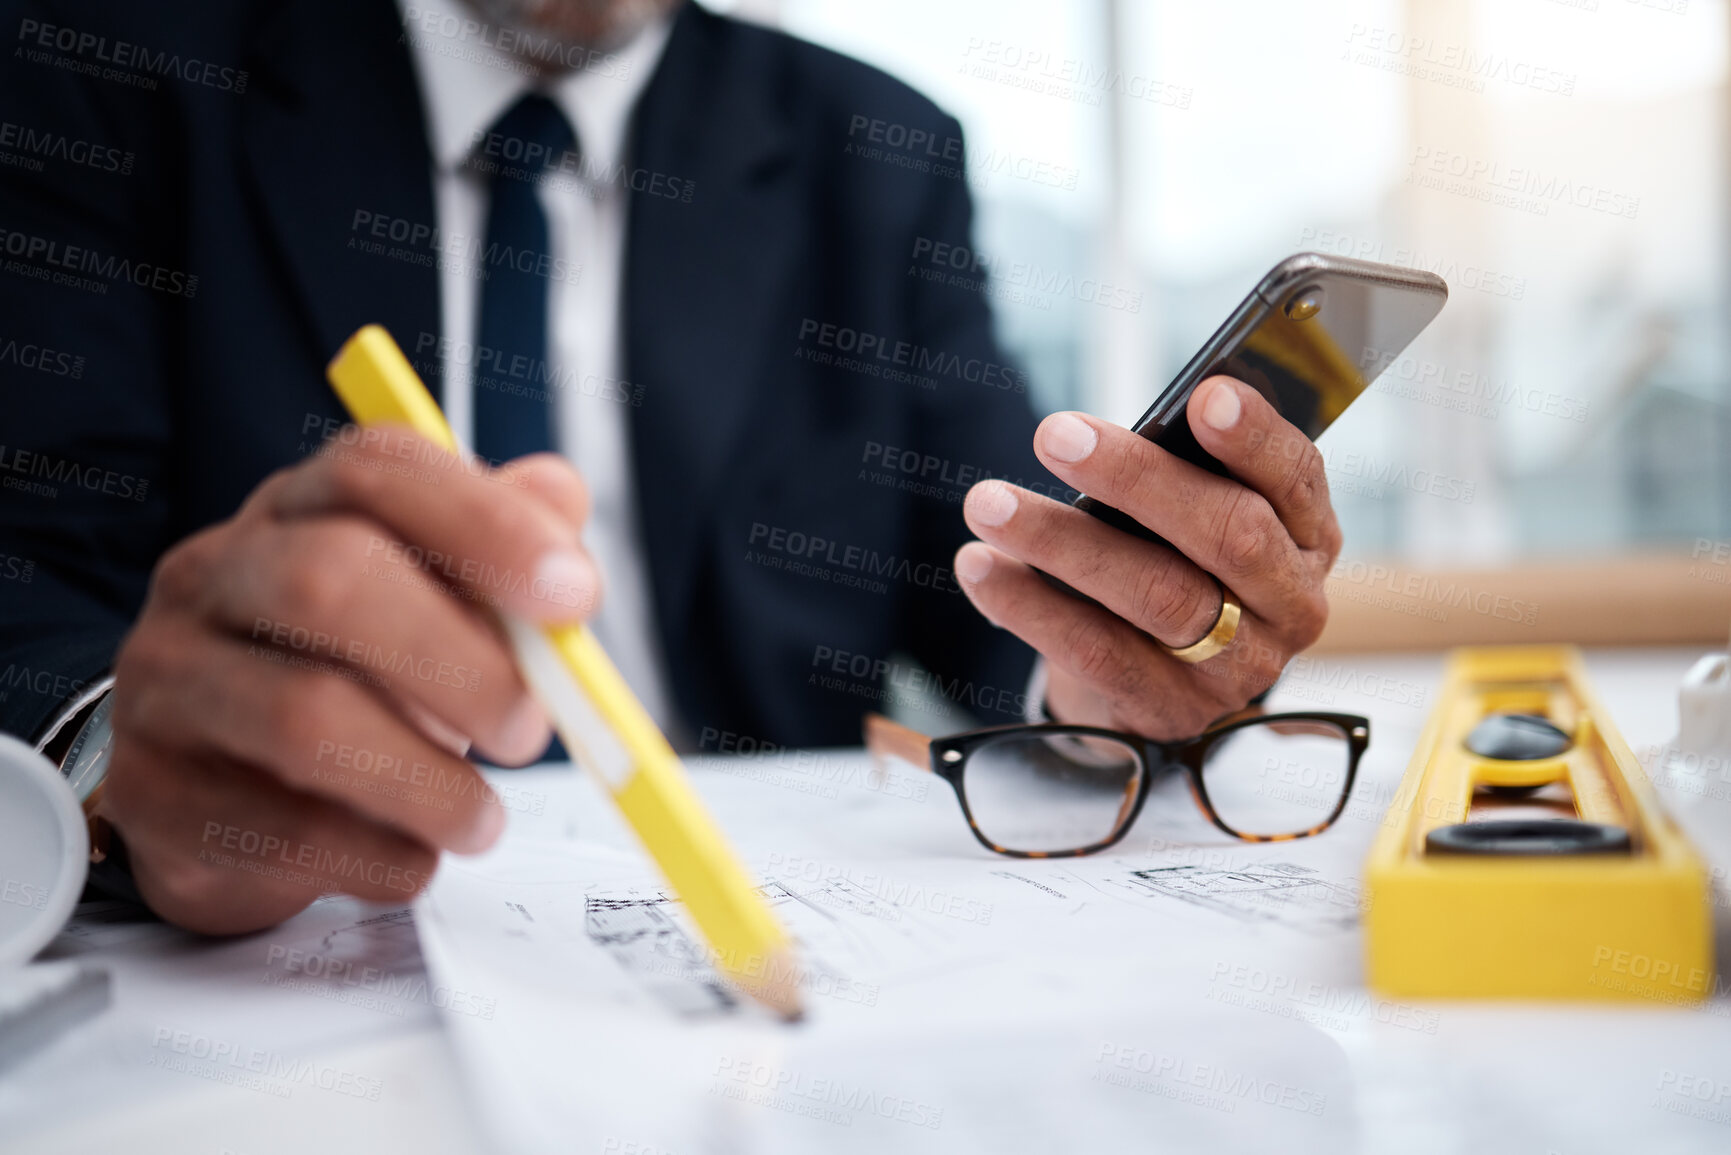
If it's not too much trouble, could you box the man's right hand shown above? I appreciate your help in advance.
[102,428,598,934]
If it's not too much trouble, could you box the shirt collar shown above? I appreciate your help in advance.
[397,0,673,181]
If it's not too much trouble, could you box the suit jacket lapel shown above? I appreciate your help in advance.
[241,0,788,718]
[240,0,442,394]
[626,4,799,674]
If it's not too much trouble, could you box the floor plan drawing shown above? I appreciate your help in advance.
[583,875,960,1017]
[1098,863,1362,933]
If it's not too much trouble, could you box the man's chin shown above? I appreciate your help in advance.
[467,0,551,23]
[460,0,670,58]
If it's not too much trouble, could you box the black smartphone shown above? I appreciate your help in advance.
[1074,252,1449,545]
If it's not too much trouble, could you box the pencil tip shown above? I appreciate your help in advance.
[735,948,805,1023]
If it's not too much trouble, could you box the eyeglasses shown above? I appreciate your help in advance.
[865,710,1370,858]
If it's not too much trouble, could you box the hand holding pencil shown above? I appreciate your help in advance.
[99,376,597,936]
[328,325,804,1019]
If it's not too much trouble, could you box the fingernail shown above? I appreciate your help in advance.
[955,542,995,586]
[1039,413,1097,463]
[403,700,473,758]
[461,799,507,854]
[1202,381,1242,431]
[530,549,598,617]
[967,481,1018,528]
[497,696,551,764]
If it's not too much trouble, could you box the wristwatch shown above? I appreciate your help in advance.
[35,676,139,900]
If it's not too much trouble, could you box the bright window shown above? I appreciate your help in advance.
[724,0,1731,565]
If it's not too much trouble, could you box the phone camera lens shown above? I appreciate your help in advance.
[1285,287,1324,321]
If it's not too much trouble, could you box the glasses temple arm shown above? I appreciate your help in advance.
[863,712,935,773]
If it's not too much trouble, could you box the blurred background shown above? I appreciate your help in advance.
[709,0,1731,645]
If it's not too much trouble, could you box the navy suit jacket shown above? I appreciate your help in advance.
[0,0,1046,748]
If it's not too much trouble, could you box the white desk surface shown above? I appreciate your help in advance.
[2,647,1724,1155]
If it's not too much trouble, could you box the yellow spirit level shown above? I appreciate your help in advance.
[1365,646,1713,1001]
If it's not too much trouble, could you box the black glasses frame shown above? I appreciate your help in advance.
[867,711,1370,859]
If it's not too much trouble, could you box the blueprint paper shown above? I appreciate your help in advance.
[0,895,437,1139]
[4,652,1721,1150]
[417,741,1385,1155]
[421,683,1731,1155]
[417,834,1366,1155]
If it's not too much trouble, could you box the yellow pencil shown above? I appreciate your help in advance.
[327,324,802,1020]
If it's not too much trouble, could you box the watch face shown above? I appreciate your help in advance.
[62,693,114,804]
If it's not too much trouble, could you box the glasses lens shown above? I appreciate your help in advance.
[1199,719,1352,838]
[959,732,1143,854]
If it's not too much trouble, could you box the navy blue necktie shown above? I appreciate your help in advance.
[472,93,578,465]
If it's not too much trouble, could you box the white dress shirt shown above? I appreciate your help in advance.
[396,0,680,736]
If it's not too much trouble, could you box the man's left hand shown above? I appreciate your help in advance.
[955,375,1341,741]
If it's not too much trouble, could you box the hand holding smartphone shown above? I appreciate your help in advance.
[959,252,1448,738]
[1075,252,1447,546]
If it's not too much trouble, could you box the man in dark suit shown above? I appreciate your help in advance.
[0,0,1342,933]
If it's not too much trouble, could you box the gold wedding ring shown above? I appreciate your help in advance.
[1161,584,1241,664]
